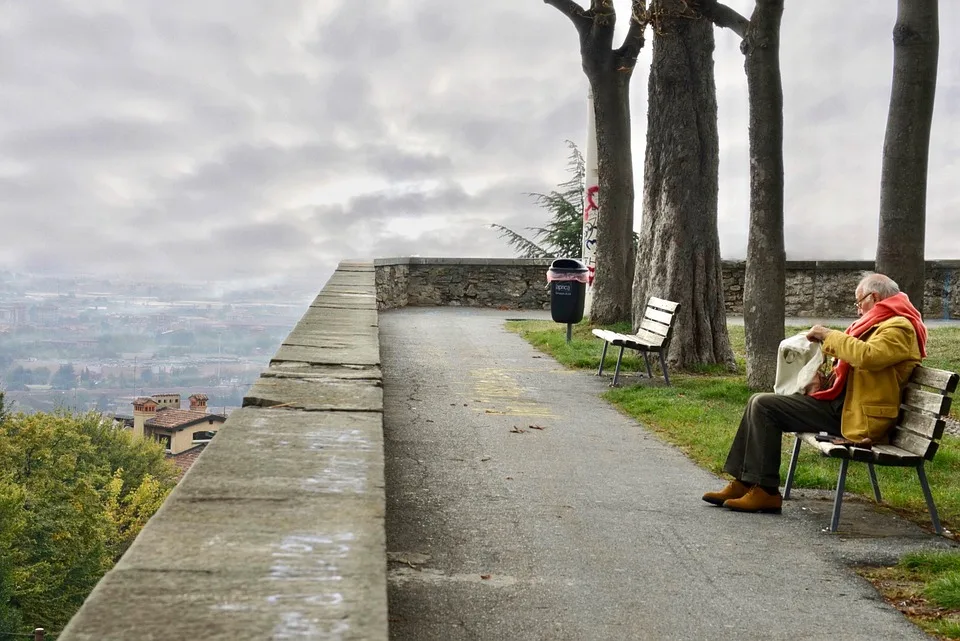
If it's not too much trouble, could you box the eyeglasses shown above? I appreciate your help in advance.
[854,292,875,310]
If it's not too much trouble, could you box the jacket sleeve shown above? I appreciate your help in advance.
[821,321,917,372]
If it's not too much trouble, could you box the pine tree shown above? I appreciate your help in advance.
[492,141,585,259]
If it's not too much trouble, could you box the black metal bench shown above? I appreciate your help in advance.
[592,297,680,386]
[783,364,959,534]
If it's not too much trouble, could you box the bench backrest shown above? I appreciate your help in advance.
[633,297,680,349]
[890,365,959,461]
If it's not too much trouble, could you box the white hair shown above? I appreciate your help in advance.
[858,273,900,299]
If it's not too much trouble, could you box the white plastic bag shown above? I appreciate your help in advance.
[774,333,823,395]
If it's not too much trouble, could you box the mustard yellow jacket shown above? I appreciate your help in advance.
[821,316,922,443]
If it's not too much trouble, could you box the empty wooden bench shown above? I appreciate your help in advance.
[783,364,959,534]
[592,297,680,386]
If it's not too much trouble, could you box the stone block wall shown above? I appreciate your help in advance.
[722,260,960,318]
[380,258,960,319]
[375,258,552,310]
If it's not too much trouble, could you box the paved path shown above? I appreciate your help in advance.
[382,308,953,641]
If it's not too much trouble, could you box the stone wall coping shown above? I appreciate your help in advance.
[376,257,960,270]
[720,259,960,269]
[374,256,553,267]
[60,260,388,641]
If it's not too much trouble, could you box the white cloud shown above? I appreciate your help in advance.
[0,0,957,289]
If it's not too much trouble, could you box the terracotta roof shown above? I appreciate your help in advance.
[168,443,208,480]
[189,393,209,401]
[134,397,156,404]
[145,408,225,430]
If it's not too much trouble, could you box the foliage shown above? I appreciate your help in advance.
[860,551,960,639]
[492,141,586,259]
[51,363,77,390]
[0,410,177,635]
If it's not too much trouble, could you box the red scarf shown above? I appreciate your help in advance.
[811,292,927,401]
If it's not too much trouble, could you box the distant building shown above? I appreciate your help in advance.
[131,393,225,458]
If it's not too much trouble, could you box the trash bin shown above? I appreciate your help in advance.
[547,258,588,324]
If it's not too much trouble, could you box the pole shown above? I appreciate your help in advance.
[34,628,44,641]
[566,323,572,344]
[583,88,600,318]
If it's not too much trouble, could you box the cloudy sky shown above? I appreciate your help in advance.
[0,0,957,289]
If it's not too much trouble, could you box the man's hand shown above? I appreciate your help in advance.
[806,325,832,343]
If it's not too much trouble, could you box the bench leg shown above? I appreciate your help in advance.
[830,459,850,533]
[783,435,803,500]
[612,346,626,387]
[916,464,943,535]
[642,352,653,378]
[597,341,609,376]
[658,351,670,386]
[867,464,882,503]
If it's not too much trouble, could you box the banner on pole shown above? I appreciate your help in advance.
[582,89,599,316]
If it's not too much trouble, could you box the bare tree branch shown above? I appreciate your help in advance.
[544,0,592,31]
[615,0,648,65]
[698,0,749,40]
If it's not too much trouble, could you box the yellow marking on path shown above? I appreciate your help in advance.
[470,368,556,418]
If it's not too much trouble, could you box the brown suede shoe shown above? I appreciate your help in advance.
[723,486,783,514]
[702,480,751,506]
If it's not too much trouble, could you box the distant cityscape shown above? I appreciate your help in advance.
[0,270,315,416]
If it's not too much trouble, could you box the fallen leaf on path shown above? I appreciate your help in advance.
[528,424,545,430]
[480,574,492,580]
[509,426,525,433]
[480,457,491,462]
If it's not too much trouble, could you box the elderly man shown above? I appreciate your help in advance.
[703,273,927,513]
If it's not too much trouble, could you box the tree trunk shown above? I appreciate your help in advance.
[544,0,645,325]
[633,4,735,370]
[876,0,939,311]
[589,72,636,324]
[742,0,785,390]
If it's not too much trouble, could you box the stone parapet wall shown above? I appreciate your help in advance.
[722,260,960,318]
[377,258,960,319]
[60,261,388,641]
[375,257,552,310]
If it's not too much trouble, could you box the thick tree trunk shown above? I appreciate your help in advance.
[633,5,735,370]
[876,0,939,311]
[589,72,636,324]
[742,0,785,390]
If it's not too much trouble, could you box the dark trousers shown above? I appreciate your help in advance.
[722,392,845,488]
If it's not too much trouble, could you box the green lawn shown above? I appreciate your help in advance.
[507,318,960,637]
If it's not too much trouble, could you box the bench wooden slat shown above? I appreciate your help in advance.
[644,308,675,326]
[639,318,670,336]
[890,429,938,459]
[649,296,679,312]
[625,331,665,348]
[870,444,923,466]
[911,366,960,393]
[902,387,952,416]
[798,433,853,459]
[592,329,619,342]
[897,410,946,440]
